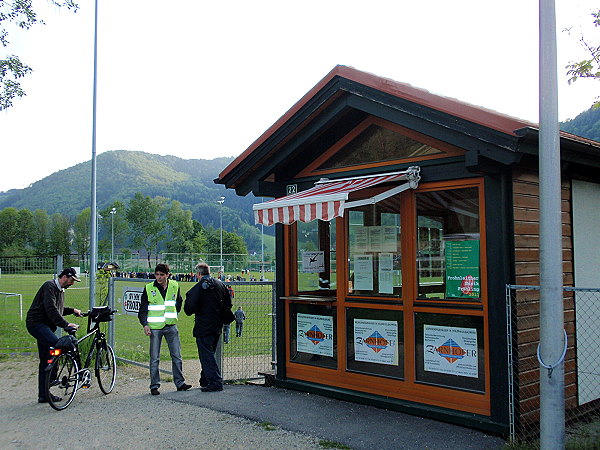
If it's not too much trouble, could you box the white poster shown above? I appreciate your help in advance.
[382,226,398,252]
[423,325,478,378]
[354,318,399,365]
[121,286,144,316]
[302,251,325,273]
[378,253,394,294]
[354,255,373,291]
[368,226,382,252]
[297,313,334,357]
[354,227,369,252]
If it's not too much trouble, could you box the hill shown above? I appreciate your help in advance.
[0,150,265,236]
[560,107,600,141]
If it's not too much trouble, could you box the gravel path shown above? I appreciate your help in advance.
[0,355,321,450]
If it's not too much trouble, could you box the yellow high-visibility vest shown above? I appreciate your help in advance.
[145,280,179,329]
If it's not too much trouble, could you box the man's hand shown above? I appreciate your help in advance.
[66,323,79,330]
[73,309,82,317]
[143,325,152,336]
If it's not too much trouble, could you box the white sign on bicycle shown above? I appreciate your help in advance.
[121,287,144,315]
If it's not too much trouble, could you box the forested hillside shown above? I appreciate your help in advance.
[0,150,262,233]
[560,107,600,141]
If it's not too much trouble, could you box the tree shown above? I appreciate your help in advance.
[126,193,165,268]
[0,1,78,110]
[0,207,21,254]
[48,212,70,257]
[565,9,600,107]
[165,200,194,253]
[17,208,34,249]
[98,200,128,256]
[72,207,90,257]
[31,209,50,254]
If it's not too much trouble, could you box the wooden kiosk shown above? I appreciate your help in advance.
[215,66,600,434]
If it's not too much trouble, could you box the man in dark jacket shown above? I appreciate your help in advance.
[184,262,232,391]
[26,267,82,403]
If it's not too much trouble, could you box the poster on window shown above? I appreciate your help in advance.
[445,240,480,298]
[354,318,399,365]
[382,226,398,252]
[378,253,394,294]
[368,226,382,252]
[302,251,325,273]
[423,324,478,378]
[297,313,334,357]
[352,226,369,252]
[354,255,374,290]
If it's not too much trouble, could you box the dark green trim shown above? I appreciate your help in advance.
[274,378,509,436]
[483,171,515,426]
[274,223,287,380]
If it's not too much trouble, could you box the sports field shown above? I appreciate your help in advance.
[0,274,275,366]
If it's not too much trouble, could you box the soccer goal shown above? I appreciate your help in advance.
[209,265,224,275]
[1,292,23,320]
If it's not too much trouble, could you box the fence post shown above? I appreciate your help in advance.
[108,276,115,349]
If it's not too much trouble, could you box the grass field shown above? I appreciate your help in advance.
[0,273,275,364]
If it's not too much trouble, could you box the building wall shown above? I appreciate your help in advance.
[512,168,576,429]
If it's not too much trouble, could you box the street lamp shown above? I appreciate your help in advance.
[109,207,116,263]
[217,196,225,275]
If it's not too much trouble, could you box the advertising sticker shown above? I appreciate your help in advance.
[423,324,478,378]
[297,313,334,357]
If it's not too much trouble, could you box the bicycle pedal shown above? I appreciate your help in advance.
[82,384,91,389]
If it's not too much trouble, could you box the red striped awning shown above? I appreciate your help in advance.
[253,167,420,226]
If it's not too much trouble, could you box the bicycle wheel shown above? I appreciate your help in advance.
[45,353,79,410]
[95,342,117,394]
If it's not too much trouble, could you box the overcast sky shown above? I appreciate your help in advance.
[1,0,598,192]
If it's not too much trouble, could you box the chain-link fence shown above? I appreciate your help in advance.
[0,256,91,353]
[506,284,600,441]
[108,278,275,384]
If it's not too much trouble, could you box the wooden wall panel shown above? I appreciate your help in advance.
[512,168,576,429]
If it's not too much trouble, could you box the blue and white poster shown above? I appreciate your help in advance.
[297,313,334,357]
[354,318,399,365]
[423,325,478,378]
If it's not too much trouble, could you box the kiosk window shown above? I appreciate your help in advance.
[416,187,480,300]
[414,312,485,393]
[347,197,402,298]
[346,307,404,379]
[297,220,336,293]
[290,303,337,369]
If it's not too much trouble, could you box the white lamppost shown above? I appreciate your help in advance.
[217,196,225,274]
[109,207,116,262]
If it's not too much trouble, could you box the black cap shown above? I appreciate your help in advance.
[59,267,81,282]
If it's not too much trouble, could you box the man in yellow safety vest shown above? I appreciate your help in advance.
[138,263,191,395]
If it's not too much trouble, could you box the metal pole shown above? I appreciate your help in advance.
[89,0,99,309]
[218,197,225,273]
[110,207,116,262]
[539,1,565,448]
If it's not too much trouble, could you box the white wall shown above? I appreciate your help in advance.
[572,179,600,405]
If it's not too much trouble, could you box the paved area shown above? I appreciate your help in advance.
[166,384,506,450]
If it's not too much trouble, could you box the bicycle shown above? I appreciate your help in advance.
[45,305,118,410]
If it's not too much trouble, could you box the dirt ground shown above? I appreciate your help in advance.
[0,355,320,450]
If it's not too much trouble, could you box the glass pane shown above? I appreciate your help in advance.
[414,312,485,393]
[348,196,402,298]
[297,220,336,293]
[416,187,480,300]
[318,124,443,170]
[346,307,404,379]
[289,303,337,369]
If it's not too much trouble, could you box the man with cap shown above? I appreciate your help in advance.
[26,267,83,403]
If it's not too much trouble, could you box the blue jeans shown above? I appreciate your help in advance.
[196,334,222,389]
[27,323,59,400]
[149,324,185,390]
[223,324,230,343]
[235,321,244,337]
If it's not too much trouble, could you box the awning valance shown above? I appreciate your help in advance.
[253,166,420,226]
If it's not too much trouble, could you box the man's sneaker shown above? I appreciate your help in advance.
[177,383,192,391]
[150,388,160,395]
[38,394,62,403]
[201,386,223,392]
